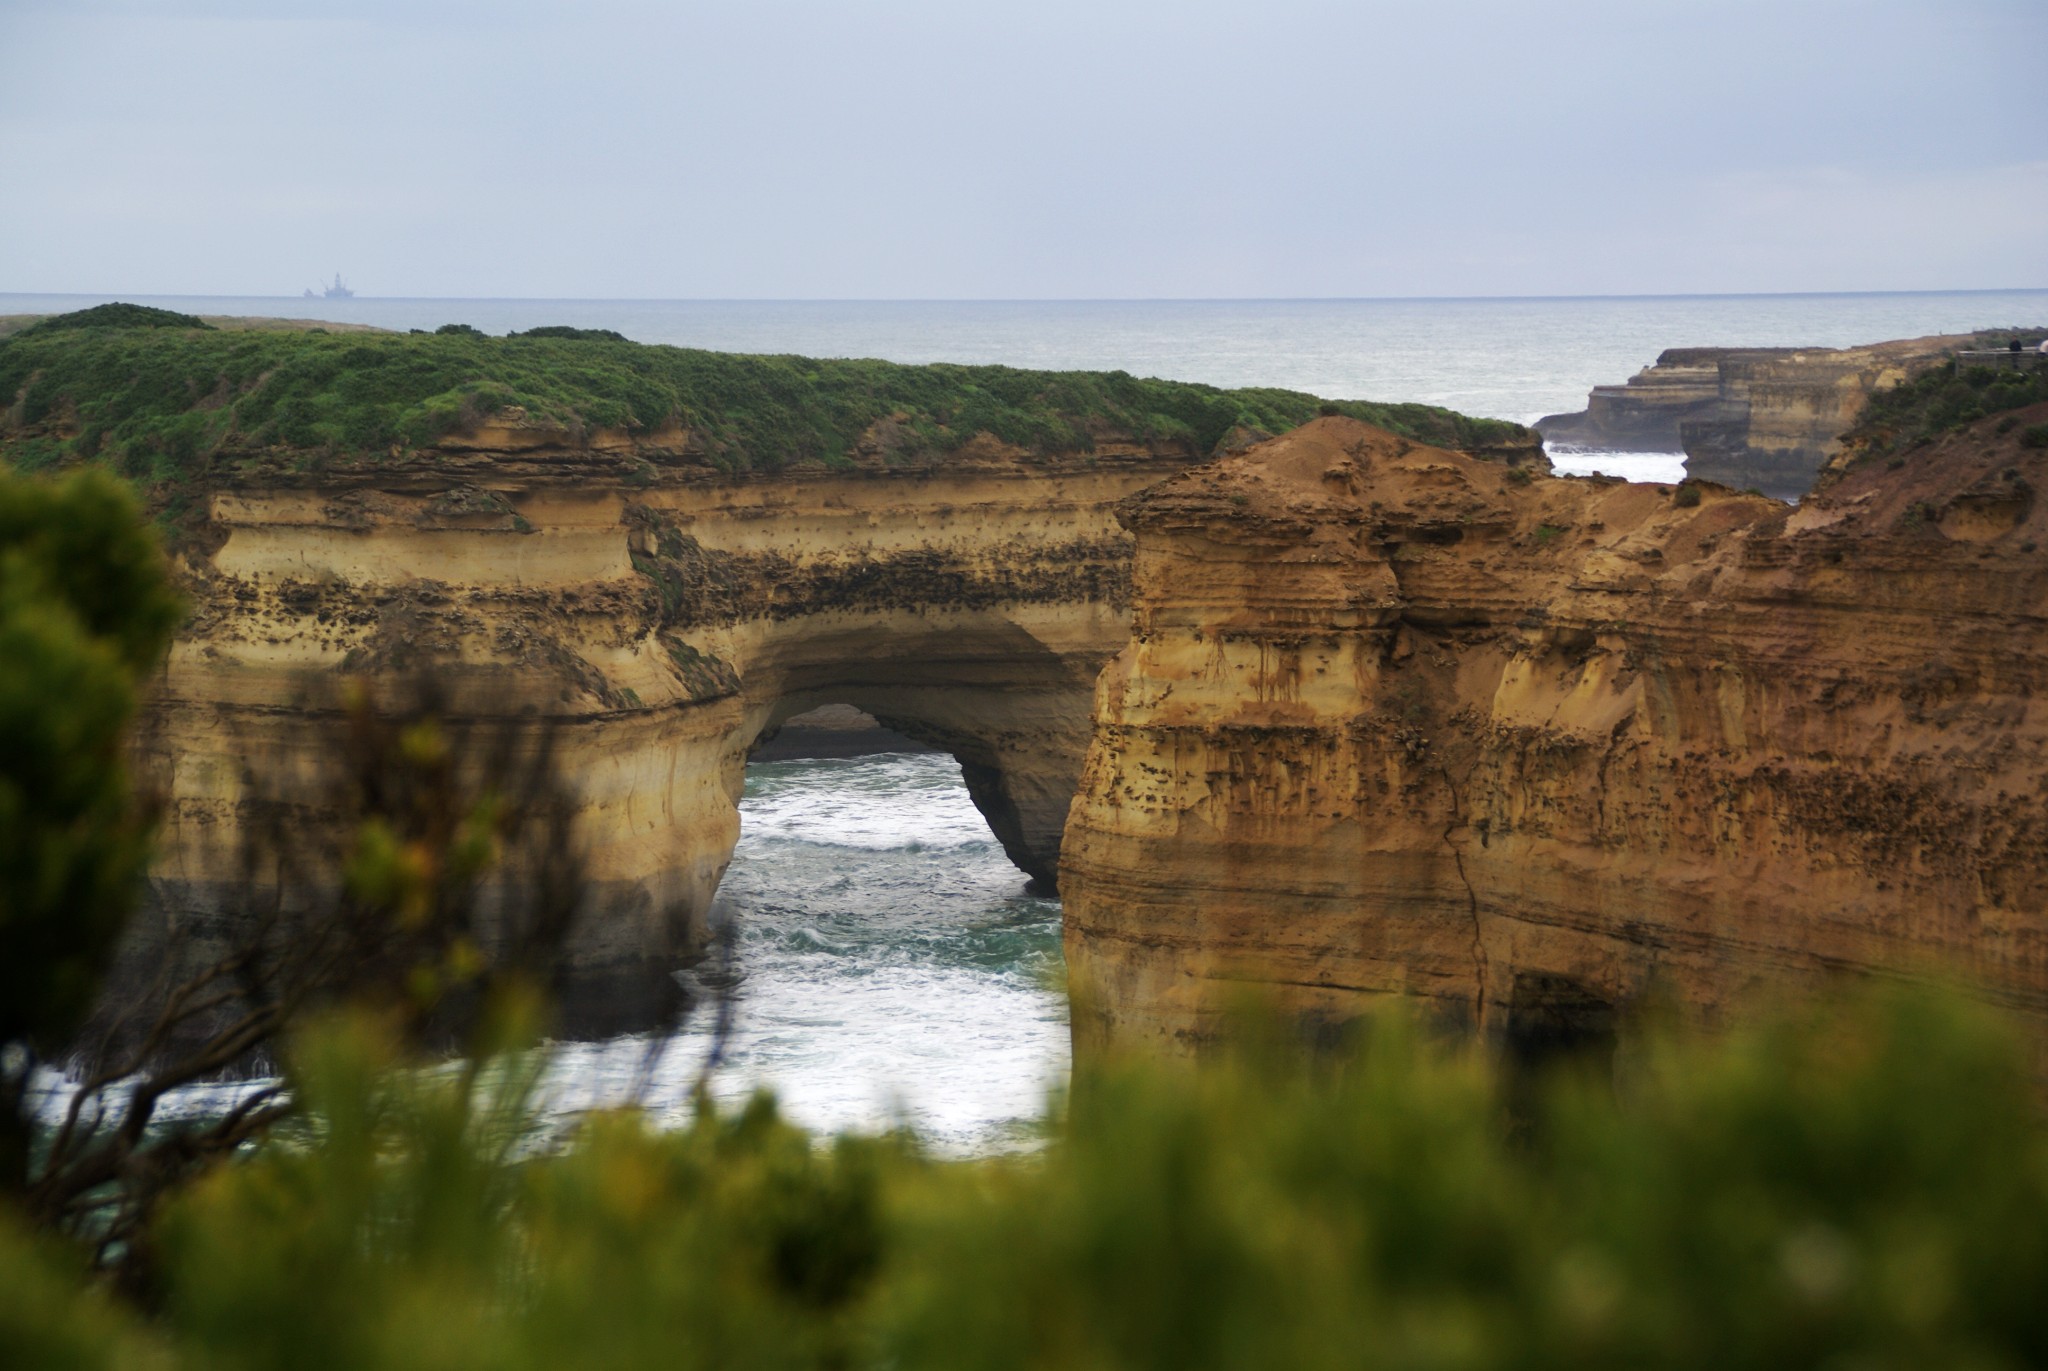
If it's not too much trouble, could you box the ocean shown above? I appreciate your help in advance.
[542,754,1067,1154]
[15,289,2046,1148]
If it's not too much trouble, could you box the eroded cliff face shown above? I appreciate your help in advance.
[1537,335,1973,500]
[1536,347,1759,452]
[132,427,1207,1033]
[1060,416,2048,1057]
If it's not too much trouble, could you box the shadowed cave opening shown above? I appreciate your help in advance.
[1504,973,1619,1079]
[748,702,936,762]
[688,704,1069,1149]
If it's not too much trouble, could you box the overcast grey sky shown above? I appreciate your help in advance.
[2,0,2042,299]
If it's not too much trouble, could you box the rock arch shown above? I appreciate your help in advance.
[132,445,1196,1035]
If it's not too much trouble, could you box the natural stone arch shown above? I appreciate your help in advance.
[128,444,1198,1037]
[733,618,1103,894]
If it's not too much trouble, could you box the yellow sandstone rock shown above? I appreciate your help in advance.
[128,433,1205,1033]
[1059,417,2048,1058]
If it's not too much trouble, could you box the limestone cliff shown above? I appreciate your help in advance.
[1537,347,1761,452]
[1537,334,1981,500]
[1059,415,2048,1058]
[2,316,1535,1041]
[132,431,1197,1032]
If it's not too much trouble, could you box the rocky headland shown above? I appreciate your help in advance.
[1535,332,2024,500]
[1060,403,2048,1060]
[0,308,1524,1036]
[9,306,2046,1062]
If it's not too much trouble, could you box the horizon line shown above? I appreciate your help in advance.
[4,286,2046,307]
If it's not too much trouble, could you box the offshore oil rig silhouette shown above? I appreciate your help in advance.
[302,272,354,300]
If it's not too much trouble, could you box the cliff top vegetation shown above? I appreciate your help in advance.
[1841,352,2048,463]
[0,307,1530,490]
[8,302,214,339]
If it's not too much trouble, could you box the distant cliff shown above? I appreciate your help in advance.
[1536,333,1989,500]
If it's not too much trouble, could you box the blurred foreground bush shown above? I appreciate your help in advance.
[0,463,610,1283]
[0,469,180,1198]
[9,987,2045,1371]
[0,468,179,1056]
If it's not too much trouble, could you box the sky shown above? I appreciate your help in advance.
[1,0,2043,300]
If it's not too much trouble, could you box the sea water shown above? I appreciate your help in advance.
[14,289,2046,1147]
[541,753,1066,1153]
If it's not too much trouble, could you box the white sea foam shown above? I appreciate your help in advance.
[1544,446,1688,484]
[740,754,998,851]
[540,751,1067,1153]
[27,1067,279,1132]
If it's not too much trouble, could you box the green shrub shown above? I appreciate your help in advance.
[11,302,210,338]
[0,318,1530,492]
[509,326,629,343]
[1847,354,2048,461]
[0,469,179,1203]
[2021,424,2048,450]
[0,1208,162,1369]
[1673,482,1702,508]
[0,470,179,1054]
[156,1007,898,1371]
[85,988,2046,1371]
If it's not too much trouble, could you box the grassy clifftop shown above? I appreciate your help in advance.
[0,309,1529,488]
[1841,353,2048,462]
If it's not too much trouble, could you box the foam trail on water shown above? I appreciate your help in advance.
[739,754,997,851]
[541,751,1070,1154]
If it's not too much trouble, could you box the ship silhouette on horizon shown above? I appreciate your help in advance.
[302,272,355,300]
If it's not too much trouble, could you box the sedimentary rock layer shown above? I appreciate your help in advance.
[0,316,1539,1041]
[1537,335,1975,500]
[131,431,1208,1033]
[1060,415,2048,1057]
